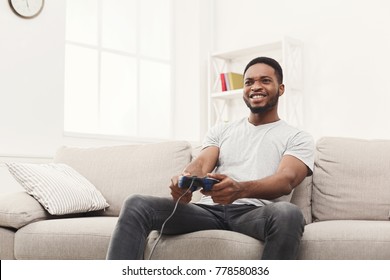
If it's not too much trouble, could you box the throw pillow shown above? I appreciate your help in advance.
[6,162,109,215]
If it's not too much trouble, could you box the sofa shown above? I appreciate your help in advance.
[1,137,390,260]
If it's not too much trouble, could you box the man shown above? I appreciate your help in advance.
[106,57,314,260]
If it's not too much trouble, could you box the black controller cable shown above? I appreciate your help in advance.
[147,177,195,260]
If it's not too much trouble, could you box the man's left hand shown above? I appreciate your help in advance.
[201,173,242,205]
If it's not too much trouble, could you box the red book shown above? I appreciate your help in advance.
[220,73,227,91]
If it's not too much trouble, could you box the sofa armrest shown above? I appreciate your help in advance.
[0,191,51,229]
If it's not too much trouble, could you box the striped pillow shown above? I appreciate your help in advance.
[6,163,109,215]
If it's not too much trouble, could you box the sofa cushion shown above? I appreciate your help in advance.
[0,191,50,229]
[290,176,312,224]
[6,163,109,215]
[53,141,192,216]
[14,216,117,260]
[299,220,390,259]
[145,229,263,259]
[312,137,390,221]
[0,227,16,260]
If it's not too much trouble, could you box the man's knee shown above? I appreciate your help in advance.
[267,202,305,229]
[119,194,158,220]
[122,194,149,210]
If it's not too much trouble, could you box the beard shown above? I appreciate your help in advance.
[244,90,280,114]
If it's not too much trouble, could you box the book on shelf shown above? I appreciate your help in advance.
[228,72,244,90]
[224,73,230,90]
[220,73,227,91]
[219,72,243,91]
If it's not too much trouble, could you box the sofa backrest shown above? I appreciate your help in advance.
[290,176,312,224]
[53,141,192,216]
[312,137,390,221]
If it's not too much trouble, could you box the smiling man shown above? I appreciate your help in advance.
[106,57,315,260]
[243,57,284,118]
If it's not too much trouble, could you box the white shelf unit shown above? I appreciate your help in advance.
[207,37,304,129]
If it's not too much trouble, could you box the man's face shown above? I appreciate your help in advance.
[243,63,284,114]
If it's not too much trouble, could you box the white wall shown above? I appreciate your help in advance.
[172,0,213,142]
[0,0,66,157]
[213,0,390,140]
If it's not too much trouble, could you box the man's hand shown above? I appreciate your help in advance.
[169,174,193,204]
[201,173,242,205]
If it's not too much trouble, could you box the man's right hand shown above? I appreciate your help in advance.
[169,174,193,204]
[169,145,219,203]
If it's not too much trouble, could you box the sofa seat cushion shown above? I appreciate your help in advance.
[53,141,192,216]
[145,230,263,260]
[299,220,390,259]
[0,227,16,260]
[313,137,390,221]
[14,217,117,259]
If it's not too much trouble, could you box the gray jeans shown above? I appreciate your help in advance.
[106,194,305,260]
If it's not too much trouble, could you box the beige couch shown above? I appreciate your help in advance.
[1,137,390,260]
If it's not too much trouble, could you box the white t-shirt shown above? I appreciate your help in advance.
[197,118,315,206]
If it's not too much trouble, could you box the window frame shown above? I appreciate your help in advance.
[64,0,175,142]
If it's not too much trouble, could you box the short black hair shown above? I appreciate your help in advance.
[243,57,283,84]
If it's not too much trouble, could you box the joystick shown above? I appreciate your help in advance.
[178,176,219,192]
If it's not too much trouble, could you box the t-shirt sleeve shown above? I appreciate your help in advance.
[201,122,226,149]
[284,131,315,175]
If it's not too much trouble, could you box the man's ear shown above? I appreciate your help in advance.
[279,84,285,96]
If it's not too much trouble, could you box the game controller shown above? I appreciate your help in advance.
[178,176,219,192]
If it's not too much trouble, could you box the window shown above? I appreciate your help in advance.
[64,0,173,140]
